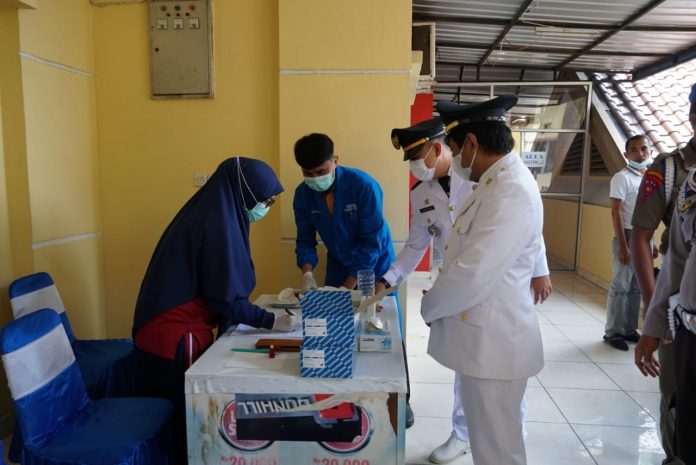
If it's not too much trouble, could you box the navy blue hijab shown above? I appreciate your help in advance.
[133,157,283,333]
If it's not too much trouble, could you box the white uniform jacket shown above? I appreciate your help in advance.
[421,153,545,380]
[383,167,550,287]
[382,172,475,286]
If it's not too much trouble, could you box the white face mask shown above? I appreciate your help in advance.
[451,145,476,181]
[408,145,437,181]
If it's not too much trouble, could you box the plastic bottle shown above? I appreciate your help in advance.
[356,269,375,298]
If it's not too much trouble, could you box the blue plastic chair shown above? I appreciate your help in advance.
[8,272,137,462]
[0,308,172,465]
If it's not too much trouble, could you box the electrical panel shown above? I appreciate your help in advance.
[148,0,213,98]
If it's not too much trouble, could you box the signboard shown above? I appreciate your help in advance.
[187,392,405,465]
[522,151,547,168]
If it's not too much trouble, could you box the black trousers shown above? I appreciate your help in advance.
[674,325,696,465]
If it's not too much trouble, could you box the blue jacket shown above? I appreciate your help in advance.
[293,166,395,287]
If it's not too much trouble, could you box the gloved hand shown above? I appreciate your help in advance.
[302,271,318,292]
[271,314,300,332]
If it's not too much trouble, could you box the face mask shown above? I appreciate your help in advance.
[628,159,650,170]
[409,146,437,181]
[237,158,272,223]
[245,202,270,222]
[451,146,477,181]
[304,171,335,192]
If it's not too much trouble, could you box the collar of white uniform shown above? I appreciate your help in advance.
[477,151,517,184]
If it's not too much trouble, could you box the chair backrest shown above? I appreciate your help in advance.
[0,309,89,449]
[9,272,75,342]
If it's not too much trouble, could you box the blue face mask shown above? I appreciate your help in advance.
[628,159,650,170]
[245,202,270,223]
[304,171,335,192]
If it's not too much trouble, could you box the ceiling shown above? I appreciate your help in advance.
[414,0,696,87]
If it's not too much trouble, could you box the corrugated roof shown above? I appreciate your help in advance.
[413,0,696,81]
[592,58,696,153]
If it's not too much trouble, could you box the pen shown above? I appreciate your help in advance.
[285,308,295,316]
[230,348,269,354]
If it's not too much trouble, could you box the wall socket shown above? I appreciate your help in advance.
[193,173,208,187]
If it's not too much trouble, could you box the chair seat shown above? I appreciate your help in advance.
[73,339,136,398]
[24,397,172,465]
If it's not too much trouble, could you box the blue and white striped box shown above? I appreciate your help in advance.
[300,290,357,349]
[300,346,355,378]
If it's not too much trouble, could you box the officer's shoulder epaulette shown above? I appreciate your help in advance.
[411,180,423,191]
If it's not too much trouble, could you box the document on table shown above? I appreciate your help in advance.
[225,323,302,338]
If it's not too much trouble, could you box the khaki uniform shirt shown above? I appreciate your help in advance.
[631,143,696,254]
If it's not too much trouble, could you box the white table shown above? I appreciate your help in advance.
[185,295,407,465]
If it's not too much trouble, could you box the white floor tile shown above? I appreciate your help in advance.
[524,422,596,465]
[410,382,455,419]
[541,311,605,326]
[597,363,661,393]
[537,362,620,390]
[575,340,635,365]
[573,424,665,465]
[543,340,592,363]
[626,391,662,423]
[547,388,656,428]
[524,386,566,423]
[556,324,605,342]
[538,300,588,313]
[540,324,570,341]
[406,334,429,356]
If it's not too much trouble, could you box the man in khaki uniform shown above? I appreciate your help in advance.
[631,84,696,465]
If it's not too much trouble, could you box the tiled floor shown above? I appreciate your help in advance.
[404,272,664,465]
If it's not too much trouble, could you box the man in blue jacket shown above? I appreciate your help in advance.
[292,133,415,427]
[293,132,395,291]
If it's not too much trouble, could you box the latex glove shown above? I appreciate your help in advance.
[302,271,318,292]
[272,314,300,332]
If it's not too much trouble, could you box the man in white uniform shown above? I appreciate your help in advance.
[421,95,545,465]
[384,116,552,463]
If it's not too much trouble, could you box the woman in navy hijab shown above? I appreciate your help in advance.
[132,157,295,465]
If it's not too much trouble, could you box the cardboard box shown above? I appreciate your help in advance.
[300,346,355,378]
[358,319,392,352]
[301,290,357,348]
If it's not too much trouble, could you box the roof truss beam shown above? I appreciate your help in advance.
[412,13,696,33]
[555,0,668,69]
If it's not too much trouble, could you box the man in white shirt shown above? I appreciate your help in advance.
[604,135,652,351]
[386,114,552,464]
[421,94,545,465]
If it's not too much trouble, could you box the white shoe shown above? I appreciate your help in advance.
[428,435,470,464]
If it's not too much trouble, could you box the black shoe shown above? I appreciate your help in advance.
[406,403,415,429]
[623,331,641,343]
[603,334,629,351]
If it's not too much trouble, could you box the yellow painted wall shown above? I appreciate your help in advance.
[16,0,106,338]
[0,7,34,436]
[542,198,579,268]
[278,0,412,291]
[578,203,614,283]
[94,1,282,337]
[546,200,663,286]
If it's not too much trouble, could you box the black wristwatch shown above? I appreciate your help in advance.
[378,277,391,287]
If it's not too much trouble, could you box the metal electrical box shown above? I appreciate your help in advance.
[148,0,213,98]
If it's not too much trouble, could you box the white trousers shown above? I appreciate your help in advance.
[457,374,528,465]
[452,372,527,441]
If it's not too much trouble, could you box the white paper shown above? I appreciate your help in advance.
[225,323,302,338]
[304,318,328,337]
[302,349,325,369]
